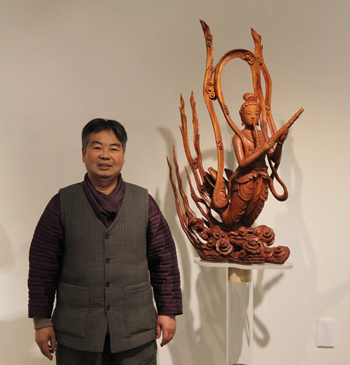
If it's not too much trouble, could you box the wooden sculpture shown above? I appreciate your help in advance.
[167,21,303,264]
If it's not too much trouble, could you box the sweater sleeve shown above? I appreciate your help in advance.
[28,193,64,318]
[147,195,183,315]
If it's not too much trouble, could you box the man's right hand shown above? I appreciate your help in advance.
[35,326,57,361]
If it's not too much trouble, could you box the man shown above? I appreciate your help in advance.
[28,118,182,364]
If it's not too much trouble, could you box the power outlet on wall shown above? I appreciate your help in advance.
[317,319,335,348]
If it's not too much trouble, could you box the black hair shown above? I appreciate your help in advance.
[82,118,128,151]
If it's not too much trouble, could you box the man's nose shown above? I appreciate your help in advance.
[100,149,110,159]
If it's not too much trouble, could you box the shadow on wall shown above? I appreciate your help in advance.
[253,271,283,347]
[250,133,308,352]
[261,132,350,361]
[162,187,227,364]
[158,126,226,364]
[0,224,13,272]
[0,317,48,365]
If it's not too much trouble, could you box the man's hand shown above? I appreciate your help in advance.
[35,326,57,361]
[156,314,176,347]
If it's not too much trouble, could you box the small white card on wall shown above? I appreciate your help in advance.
[317,319,335,348]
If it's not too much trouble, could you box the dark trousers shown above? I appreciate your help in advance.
[56,335,157,365]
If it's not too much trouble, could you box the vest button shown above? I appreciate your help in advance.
[106,305,111,311]
[105,234,110,239]
[106,258,110,264]
[106,282,110,287]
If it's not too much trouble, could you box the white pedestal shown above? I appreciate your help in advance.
[194,257,293,365]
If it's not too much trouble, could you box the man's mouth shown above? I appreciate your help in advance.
[98,164,111,169]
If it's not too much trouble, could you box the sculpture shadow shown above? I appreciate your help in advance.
[158,126,228,363]
[256,130,350,360]
[251,132,301,349]
[253,271,283,347]
[0,223,14,272]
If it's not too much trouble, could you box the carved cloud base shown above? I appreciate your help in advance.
[190,221,290,265]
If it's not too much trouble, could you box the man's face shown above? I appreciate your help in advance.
[82,130,125,187]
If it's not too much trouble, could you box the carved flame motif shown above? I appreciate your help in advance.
[167,21,303,264]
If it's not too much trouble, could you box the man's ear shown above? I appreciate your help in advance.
[82,147,86,162]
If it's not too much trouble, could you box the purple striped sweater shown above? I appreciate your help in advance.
[28,174,182,320]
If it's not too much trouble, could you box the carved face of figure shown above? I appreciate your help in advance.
[241,105,260,127]
[82,130,125,189]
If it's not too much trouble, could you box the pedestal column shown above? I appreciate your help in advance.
[226,267,253,365]
[194,258,293,365]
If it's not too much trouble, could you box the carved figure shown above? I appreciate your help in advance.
[167,21,303,264]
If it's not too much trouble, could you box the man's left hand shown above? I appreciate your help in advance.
[156,314,176,347]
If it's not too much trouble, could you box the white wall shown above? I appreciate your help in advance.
[0,1,349,364]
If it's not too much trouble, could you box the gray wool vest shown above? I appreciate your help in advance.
[51,182,157,353]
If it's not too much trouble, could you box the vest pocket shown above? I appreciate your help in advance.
[123,282,157,336]
[52,282,89,338]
